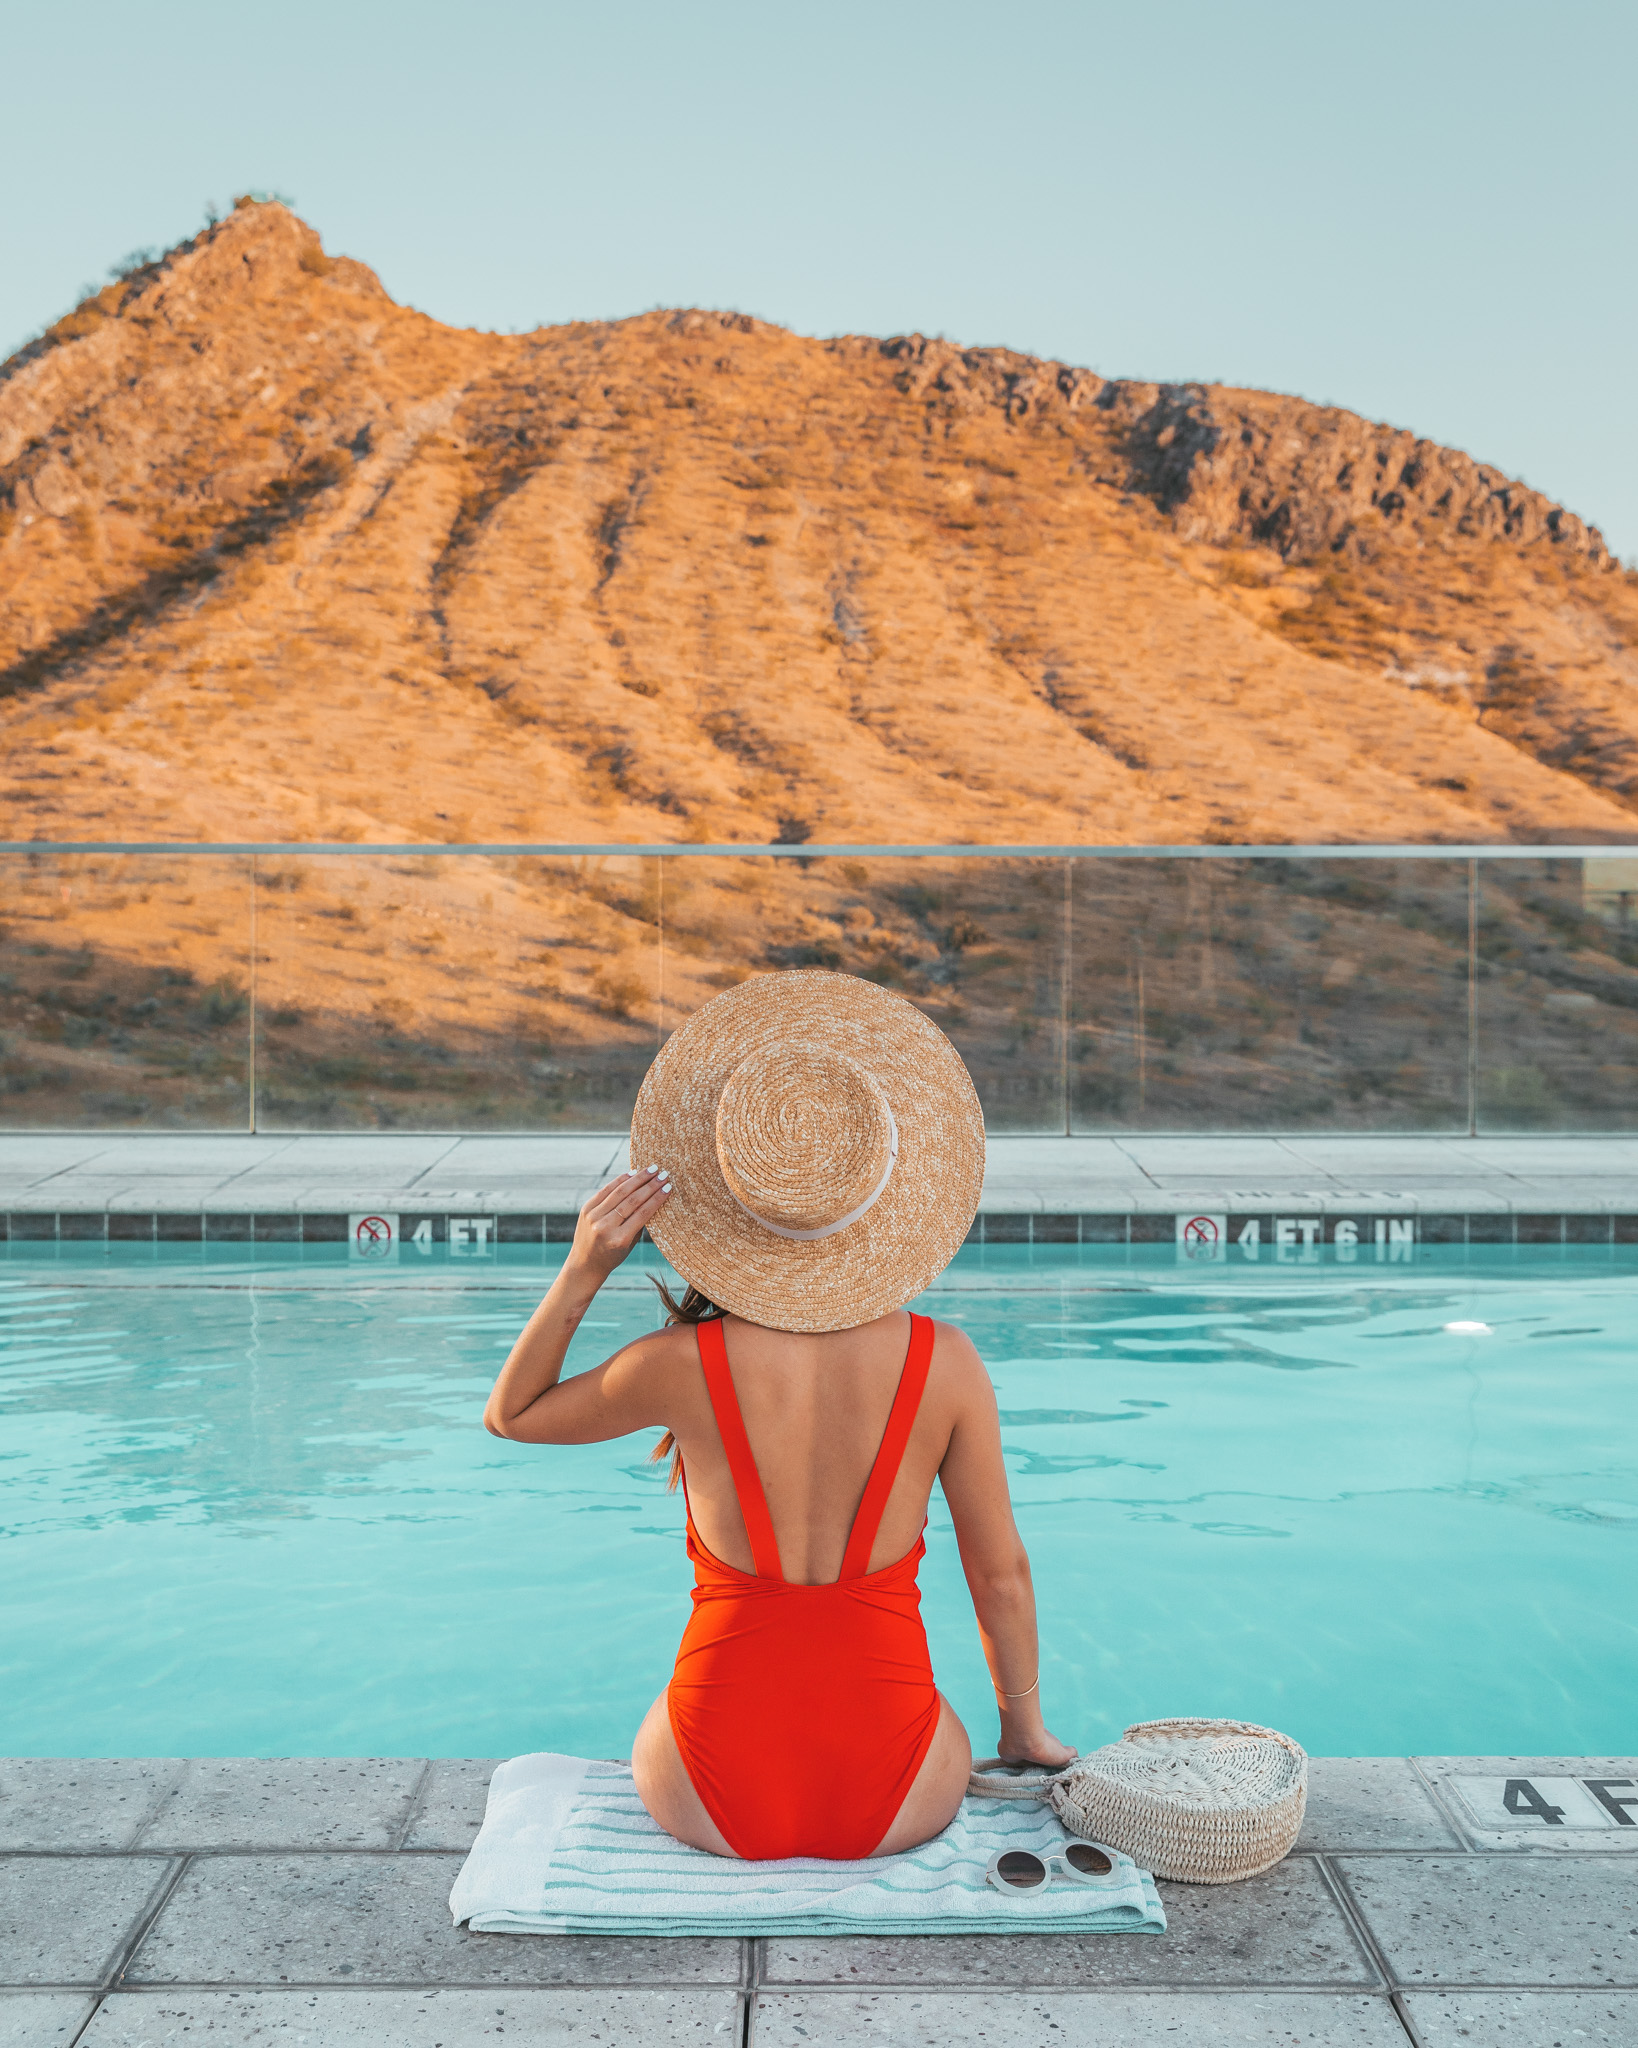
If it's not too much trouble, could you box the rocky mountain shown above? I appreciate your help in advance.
[3,198,1636,851]
[4,202,1638,1134]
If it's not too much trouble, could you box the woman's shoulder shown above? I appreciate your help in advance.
[924,1314,982,1357]
[601,1318,708,1387]
[923,1316,991,1402]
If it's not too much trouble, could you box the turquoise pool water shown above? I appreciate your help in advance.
[2,1246,1634,1759]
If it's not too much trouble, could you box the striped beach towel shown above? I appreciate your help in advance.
[449,1753,1166,1937]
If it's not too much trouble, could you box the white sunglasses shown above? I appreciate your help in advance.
[985,1839,1120,1892]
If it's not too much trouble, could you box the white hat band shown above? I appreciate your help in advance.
[727,1107,899,1241]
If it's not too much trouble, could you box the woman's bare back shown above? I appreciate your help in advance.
[669,1309,957,1582]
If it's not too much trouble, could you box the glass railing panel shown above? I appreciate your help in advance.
[1475,856,1638,1131]
[252,852,661,1129]
[0,851,252,1128]
[1068,856,1471,1130]
[658,853,1067,1133]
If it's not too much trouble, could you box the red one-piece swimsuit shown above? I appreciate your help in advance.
[666,1313,943,1860]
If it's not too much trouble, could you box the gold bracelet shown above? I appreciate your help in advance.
[994,1675,1039,1698]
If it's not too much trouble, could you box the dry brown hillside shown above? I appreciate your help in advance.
[4,198,1638,850]
[4,201,1638,1135]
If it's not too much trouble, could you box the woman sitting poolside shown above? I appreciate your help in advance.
[484,971,1074,1860]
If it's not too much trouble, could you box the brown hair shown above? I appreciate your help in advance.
[649,1278,723,1490]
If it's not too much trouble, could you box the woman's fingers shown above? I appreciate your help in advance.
[611,1168,668,1217]
[579,1168,673,1253]
[586,1168,664,1220]
[617,1172,673,1230]
[581,1176,632,1221]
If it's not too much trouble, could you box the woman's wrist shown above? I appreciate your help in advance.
[997,1699,1047,1738]
[554,1251,609,1301]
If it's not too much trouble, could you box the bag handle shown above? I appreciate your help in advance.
[967,1756,1076,1801]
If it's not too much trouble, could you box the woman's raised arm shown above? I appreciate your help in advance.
[935,1328,1077,1769]
[484,1167,673,1443]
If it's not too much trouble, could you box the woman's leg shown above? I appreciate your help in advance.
[631,1688,738,1857]
[871,1691,972,1856]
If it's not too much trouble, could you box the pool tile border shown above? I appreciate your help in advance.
[7,1208,1638,1249]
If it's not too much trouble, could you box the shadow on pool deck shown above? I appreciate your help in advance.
[2,1755,1635,2044]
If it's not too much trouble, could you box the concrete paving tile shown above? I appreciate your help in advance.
[83,1987,743,2043]
[765,1859,1375,1988]
[127,1855,741,1986]
[0,1856,173,1986]
[135,1760,427,1851]
[1279,1139,1473,1168]
[986,1138,1139,1169]
[1414,1758,1638,1854]
[401,1762,501,1851]
[0,1140,115,1181]
[751,1991,1403,2045]
[436,1139,626,1173]
[45,1144,284,1180]
[5,1185,125,1211]
[0,1993,97,2044]
[984,1144,1149,1203]
[1115,1138,1318,1177]
[0,1760,186,1852]
[1446,1140,1638,1172]
[241,1138,460,1174]
[1417,1753,1638,1777]
[1337,1855,1638,1985]
[1297,1760,1462,1852]
[1404,1990,1638,2045]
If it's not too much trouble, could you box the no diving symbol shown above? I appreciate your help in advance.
[1176,1213,1226,1261]
[355,1215,394,1258]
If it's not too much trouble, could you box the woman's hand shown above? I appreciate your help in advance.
[570,1166,673,1281]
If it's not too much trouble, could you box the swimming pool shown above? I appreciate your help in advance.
[2,1245,1634,1759]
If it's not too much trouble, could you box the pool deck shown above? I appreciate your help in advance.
[4,1131,1638,1226]
[4,1755,1635,2045]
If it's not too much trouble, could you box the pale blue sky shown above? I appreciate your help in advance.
[6,0,1635,557]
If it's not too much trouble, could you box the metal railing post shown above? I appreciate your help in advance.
[248,852,258,1135]
[1060,856,1072,1137]
[1468,857,1478,1138]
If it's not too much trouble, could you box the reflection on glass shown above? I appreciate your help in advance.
[657,855,1066,1133]
[1475,859,1638,1132]
[253,854,661,1130]
[9,848,1638,1136]
[1069,859,1471,1131]
[0,854,252,1128]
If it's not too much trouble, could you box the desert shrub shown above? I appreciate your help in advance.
[594,964,648,1018]
[202,978,248,1026]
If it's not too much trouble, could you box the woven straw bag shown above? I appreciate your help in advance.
[970,1718,1307,1884]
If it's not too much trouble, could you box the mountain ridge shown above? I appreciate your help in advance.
[3,198,1636,850]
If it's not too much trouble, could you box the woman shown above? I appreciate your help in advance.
[484,970,1074,1860]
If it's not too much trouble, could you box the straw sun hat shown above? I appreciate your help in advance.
[629,971,985,1332]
